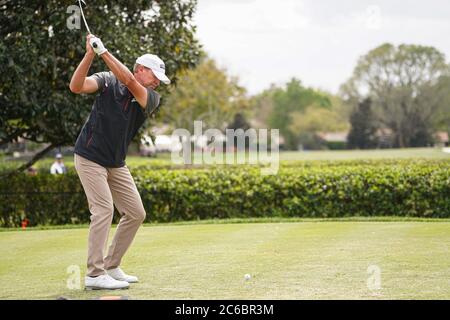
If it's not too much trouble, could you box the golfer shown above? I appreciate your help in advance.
[69,34,170,290]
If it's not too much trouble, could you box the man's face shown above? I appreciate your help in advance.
[135,65,160,89]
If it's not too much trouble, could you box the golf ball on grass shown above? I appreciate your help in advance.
[244,274,251,281]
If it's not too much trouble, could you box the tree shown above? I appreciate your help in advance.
[0,0,201,174]
[341,43,450,148]
[430,75,450,137]
[227,113,251,131]
[347,98,379,149]
[268,78,331,150]
[248,84,278,129]
[288,94,350,150]
[161,57,247,132]
[225,113,252,151]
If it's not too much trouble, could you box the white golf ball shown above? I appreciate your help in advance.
[244,274,251,281]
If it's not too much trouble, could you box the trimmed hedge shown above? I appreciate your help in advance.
[136,162,450,221]
[1,160,450,227]
[0,173,87,227]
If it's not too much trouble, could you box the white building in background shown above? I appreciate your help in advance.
[139,135,156,157]
[155,135,183,152]
[140,134,183,155]
[141,133,226,154]
[317,131,348,143]
[140,131,282,155]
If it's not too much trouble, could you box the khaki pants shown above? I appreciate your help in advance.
[74,154,146,277]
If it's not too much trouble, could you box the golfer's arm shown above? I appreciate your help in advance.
[69,52,99,94]
[100,52,147,108]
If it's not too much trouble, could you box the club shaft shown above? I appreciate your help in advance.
[78,0,91,34]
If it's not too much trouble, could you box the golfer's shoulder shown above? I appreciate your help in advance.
[91,70,113,80]
[101,71,116,84]
[105,72,125,91]
[91,71,115,90]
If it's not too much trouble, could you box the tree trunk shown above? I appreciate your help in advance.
[1,142,62,178]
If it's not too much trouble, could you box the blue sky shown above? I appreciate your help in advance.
[194,0,450,95]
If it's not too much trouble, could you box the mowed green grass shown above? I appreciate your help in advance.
[279,147,450,161]
[6,147,449,171]
[0,221,449,300]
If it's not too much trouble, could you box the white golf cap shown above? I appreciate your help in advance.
[135,54,171,85]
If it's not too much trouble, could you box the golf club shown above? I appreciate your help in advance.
[77,0,97,48]
[57,295,129,300]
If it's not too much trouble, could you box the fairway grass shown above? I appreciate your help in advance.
[0,221,449,300]
[279,147,450,161]
[3,147,450,171]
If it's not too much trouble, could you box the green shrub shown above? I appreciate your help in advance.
[1,159,449,227]
[0,173,87,227]
[326,141,347,150]
[135,162,450,221]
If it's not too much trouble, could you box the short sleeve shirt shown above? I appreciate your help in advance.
[74,71,160,168]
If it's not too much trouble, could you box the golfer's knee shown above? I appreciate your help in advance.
[136,208,146,223]
[90,203,114,222]
[130,206,146,223]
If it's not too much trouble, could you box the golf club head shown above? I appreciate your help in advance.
[93,296,130,300]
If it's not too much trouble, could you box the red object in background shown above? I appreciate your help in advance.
[21,218,29,230]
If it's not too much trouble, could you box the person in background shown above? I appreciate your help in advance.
[50,153,67,174]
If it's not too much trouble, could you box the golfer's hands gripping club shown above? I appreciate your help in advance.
[88,35,108,56]
[85,34,95,57]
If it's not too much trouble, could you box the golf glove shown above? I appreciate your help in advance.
[89,37,108,56]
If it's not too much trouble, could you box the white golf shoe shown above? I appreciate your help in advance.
[85,274,130,290]
[106,267,139,283]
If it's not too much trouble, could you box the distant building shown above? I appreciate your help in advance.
[434,131,449,147]
[317,131,348,143]
[376,128,394,148]
[316,131,348,150]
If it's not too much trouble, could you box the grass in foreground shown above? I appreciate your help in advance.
[0,221,449,299]
[1,216,449,232]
